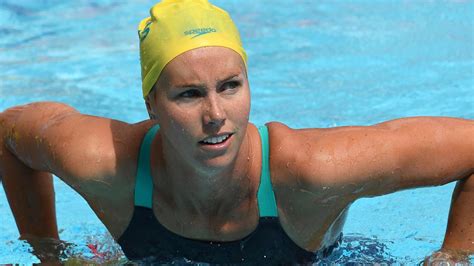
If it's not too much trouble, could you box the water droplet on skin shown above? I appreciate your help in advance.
[353,186,364,194]
[299,188,317,197]
[321,195,339,204]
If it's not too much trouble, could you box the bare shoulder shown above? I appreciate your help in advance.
[7,101,160,189]
[267,117,473,199]
[47,115,157,237]
[266,122,327,185]
[42,114,155,186]
[70,118,156,237]
[267,120,403,188]
[265,123,351,247]
[266,121,394,196]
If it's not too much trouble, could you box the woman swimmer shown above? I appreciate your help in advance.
[0,0,473,264]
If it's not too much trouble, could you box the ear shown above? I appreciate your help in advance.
[145,95,157,120]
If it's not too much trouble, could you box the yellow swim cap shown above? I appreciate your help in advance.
[138,0,247,98]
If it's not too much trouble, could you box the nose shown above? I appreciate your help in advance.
[203,94,225,128]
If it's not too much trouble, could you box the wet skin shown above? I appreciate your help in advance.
[0,47,473,254]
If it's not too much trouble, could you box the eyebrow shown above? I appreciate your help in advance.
[173,74,241,90]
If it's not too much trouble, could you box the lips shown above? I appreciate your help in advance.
[199,133,233,145]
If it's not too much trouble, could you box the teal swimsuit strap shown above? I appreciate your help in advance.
[257,125,278,217]
[134,124,160,208]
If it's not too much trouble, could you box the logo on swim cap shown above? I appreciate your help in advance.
[184,27,217,39]
[139,21,152,42]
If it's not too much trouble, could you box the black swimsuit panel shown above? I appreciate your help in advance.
[118,207,340,264]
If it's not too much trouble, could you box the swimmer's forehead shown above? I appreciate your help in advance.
[157,46,247,89]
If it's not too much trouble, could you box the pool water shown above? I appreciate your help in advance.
[0,0,473,264]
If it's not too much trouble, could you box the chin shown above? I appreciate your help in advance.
[201,152,237,169]
[194,146,240,174]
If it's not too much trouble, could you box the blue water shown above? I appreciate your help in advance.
[0,0,473,264]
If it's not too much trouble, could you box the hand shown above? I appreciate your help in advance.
[424,249,470,265]
[22,235,70,264]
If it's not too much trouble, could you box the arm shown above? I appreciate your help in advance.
[270,117,473,198]
[424,174,474,264]
[1,102,118,182]
[443,173,474,251]
[268,117,472,255]
[0,129,58,238]
[0,102,144,238]
[0,150,58,239]
[1,111,60,262]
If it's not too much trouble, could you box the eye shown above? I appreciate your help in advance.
[221,81,241,92]
[178,89,201,98]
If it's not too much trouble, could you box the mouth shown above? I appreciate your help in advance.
[199,133,233,145]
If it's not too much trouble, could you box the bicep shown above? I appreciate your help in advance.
[275,117,473,197]
[39,115,121,184]
[294,125,403,196]
[370,117,473,193]
[4,102,136,188]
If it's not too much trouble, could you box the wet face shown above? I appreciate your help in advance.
[146,47,250,171]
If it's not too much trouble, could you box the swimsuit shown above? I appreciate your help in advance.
[118,125,339,264]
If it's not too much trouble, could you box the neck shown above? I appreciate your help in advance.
[157,130,256,217]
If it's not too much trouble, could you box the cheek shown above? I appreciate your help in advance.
[157,105,198,142]
[167,109,196,131]
[235,88,251,121]
[239,102,250,123]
